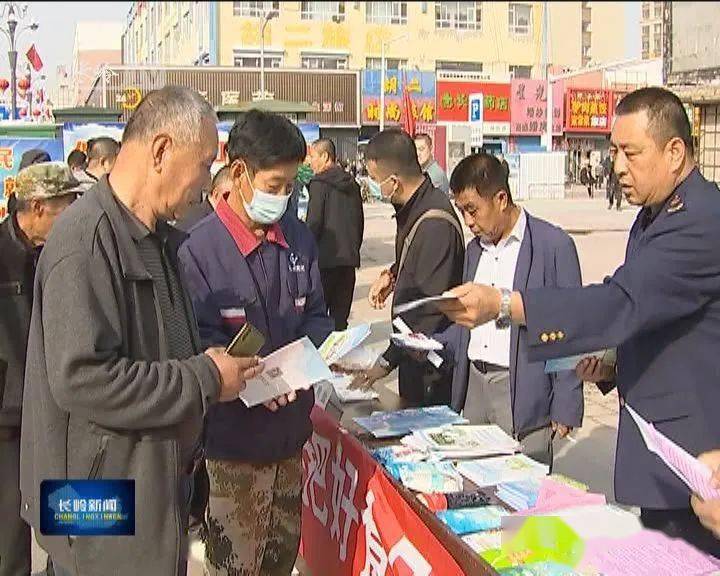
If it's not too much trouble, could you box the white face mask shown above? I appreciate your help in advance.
[367,175,396,202]
[242,163,289,225]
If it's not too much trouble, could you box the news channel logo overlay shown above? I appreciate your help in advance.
[40,480,135,536]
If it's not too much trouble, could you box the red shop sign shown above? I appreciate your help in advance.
[565,88,613,133]
[436,81,511,123]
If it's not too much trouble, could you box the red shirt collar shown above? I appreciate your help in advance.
[216,198,288,257]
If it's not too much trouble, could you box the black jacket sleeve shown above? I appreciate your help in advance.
[306,180,327,240]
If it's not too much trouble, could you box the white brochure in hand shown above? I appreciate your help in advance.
[393,292,460,315]
[239,337,333,408]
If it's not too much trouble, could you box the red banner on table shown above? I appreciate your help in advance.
[300,407,465,576]
[564,88,613,133]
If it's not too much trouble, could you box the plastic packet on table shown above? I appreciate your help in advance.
[331,345,376,372]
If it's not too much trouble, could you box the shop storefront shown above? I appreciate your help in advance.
[84,66,360,153]
[360,70,440,164]
[562,88,613,182]
[436,80,511,172]
[509,78,564,153]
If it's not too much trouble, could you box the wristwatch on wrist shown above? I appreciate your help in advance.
[495,288,512,329]
[376,355,391,371]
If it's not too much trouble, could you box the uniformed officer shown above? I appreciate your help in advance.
[0,162,78,576]
[437,87,720,557]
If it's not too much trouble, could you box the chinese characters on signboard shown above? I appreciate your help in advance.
[510,79,565,135]
[435,81,511,124]
[565,89,612,133]
[362,70,437,124]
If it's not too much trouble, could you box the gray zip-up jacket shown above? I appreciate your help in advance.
[20,178,220,576]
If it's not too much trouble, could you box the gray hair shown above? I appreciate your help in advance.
[122,85,218,145]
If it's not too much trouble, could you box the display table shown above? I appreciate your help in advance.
[299,387,499,576]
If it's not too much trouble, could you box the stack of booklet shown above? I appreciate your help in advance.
[384,461,464,493]
[401,425,520,459]
[496,478,541,511]
[354,405,468,438]
[456,455,550,488]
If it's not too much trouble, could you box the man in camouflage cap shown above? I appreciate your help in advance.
[0,161,77,576]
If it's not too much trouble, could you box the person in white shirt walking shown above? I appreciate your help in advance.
[440,153,584,465]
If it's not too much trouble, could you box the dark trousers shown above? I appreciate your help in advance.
[320,266,356,331]
[0,431,31,576]
[641,507,720,558]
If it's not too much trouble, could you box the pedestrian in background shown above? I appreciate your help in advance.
[176,164,233,231]
[306,138,364,330]
[414,132,450,195]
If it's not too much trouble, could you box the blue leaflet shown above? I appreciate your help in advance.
[436,506,507,535]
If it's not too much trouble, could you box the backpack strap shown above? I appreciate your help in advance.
[397,209,463,277]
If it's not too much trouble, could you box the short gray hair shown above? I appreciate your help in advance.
[122,85,218,145]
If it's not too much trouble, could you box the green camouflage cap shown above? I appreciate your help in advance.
[14,161,81,200]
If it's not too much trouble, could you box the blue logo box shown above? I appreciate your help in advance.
[40,480,135,536]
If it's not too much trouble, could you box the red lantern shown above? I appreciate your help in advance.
[19,108,27,117]
[32,108,41,117]
[18,77,30,91]
[0,79,8,92]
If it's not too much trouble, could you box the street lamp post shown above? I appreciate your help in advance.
[260,10,278,100]
[379,34,408,132]
[0,3,38,120]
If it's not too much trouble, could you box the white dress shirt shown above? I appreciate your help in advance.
[467,209,527,367]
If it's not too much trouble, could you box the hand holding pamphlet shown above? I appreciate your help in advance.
[544,348,616,374]
[393,292,461,315]
[239,336,332,408]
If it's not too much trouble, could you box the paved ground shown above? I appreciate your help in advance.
[32,192,638,575]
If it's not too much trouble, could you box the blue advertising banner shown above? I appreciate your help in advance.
[62,123,126,157]
[0,137,65,220]
[361,70,436,124]
[40,480,135,536]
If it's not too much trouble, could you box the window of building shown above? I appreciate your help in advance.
[654,2,662,19]
[301,53,348,69]
[642,2,650,20]
[233,2,280,17]
[365,57,407,70]
[301,2,345,22]
[654,22,662,37]
[653,35,661,56]
[509,64,532,78]
[509,3,532,36]
[233,49,283,68]
[435,1,482,31]
[366,2,407,25]
[436,60,483,72]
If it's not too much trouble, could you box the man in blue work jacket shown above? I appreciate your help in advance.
[437,87,720,557]
[179,110,333,576]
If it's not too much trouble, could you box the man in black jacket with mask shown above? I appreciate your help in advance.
[352,130,465,406]
[306,138,364,330]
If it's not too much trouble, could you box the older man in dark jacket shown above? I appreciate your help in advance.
[306,138,364,330]
[20,87,263,576]
[0,162,78,576]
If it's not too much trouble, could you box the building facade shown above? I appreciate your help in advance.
[122,2,629,76]
[72,21,123,106]
[641,1,665,60]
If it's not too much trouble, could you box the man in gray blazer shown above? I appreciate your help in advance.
[441,153,583,465]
